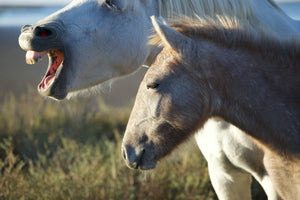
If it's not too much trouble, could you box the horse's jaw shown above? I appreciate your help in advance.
[31,50,67,100]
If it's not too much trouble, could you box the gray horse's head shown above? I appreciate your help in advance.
[122,18,212,170]
[19,0,157,100]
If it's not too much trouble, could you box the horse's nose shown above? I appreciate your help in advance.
[34,26,54,37]
[20,24,56,38]
[121,145,144,170]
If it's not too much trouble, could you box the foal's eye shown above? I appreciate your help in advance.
[104,0,120,11]
[147,82,160,90]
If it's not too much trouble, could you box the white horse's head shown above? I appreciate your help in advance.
[18,0,300,100]
[18,0,157,100]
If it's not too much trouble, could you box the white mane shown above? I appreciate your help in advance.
[157,0,286,38]
[157,0,283,20]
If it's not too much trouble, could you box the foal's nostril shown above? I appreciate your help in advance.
[34,26,53,37]
[122,145,145,169]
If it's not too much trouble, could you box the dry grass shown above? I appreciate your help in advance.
[0,89,267,199]
[0,90,217,200]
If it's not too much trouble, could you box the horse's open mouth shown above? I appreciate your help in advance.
[26,50,64,92]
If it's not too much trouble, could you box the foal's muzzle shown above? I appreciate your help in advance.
[122,145,145,170]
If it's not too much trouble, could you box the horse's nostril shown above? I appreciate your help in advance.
[34,26,53,37]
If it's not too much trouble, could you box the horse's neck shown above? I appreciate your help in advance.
[219,95,300,155]
[195,43,300,155]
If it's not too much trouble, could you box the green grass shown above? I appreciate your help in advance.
[0,90,266,200]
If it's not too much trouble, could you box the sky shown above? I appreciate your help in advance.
[0,0,72,6]
[0,0,299,6]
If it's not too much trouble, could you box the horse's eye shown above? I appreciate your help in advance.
[147,82,159,89]
[104,0,120,11]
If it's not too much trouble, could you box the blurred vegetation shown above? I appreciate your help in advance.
[0,89,266,199]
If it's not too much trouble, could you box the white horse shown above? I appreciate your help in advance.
[18,1,299,199]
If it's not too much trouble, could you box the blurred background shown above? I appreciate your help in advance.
[0,0,299,199]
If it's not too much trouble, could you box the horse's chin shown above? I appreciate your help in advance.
[38,81,68,101]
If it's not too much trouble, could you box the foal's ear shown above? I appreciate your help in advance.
[151,16,191,53]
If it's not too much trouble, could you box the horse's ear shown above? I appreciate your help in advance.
[151,16,191,53]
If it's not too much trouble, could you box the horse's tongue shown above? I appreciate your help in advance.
[26,51,48,65]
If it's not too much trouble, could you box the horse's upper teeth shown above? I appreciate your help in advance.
[26,57,37,64]
[25,51,47,65]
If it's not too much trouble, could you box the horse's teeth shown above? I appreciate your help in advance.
[26,58,37,64]
[25,51,47,65]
